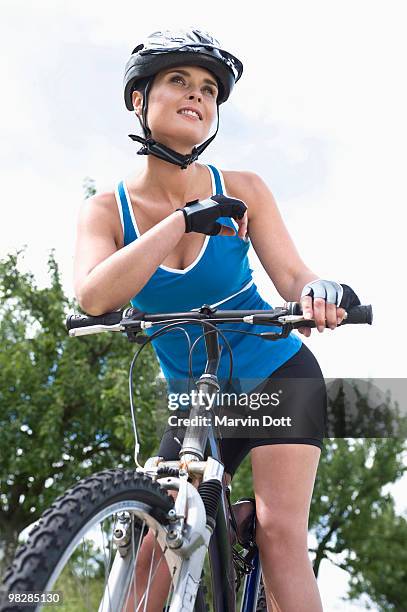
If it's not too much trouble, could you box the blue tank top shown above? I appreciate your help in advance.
[115,164,302,394]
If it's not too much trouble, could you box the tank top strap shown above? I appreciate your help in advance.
[206,164,230,196]
[115,181,137,247]
[206,164,238,233]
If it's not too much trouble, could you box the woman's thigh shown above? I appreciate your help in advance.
[248,345,325,531]
[218,343,327,476]
[251,443,321,537]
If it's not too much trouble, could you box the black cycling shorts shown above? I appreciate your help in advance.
[157,343,327,478]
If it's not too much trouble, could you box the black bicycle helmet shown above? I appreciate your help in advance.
[123,28,243,169]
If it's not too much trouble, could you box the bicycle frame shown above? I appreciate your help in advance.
[240,550,262,612]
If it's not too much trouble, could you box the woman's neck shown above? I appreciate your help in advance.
[135,155,207,210]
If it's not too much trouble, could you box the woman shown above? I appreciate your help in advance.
[74,28,360,611]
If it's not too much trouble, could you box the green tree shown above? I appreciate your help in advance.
[310,437,407,610]
[0,249,163,572]
[346,501,407,611]
[230,454,253,502]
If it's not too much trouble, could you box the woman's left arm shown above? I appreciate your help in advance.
[224,170,317,300]
[223,170,347,334]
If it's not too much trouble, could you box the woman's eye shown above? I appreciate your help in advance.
[203,86,216,96]
[171,76,185,85]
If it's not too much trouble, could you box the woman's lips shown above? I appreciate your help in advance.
[177,107,202,120]
[178,112,200,121]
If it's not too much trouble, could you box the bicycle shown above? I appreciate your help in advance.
[1,301,372,611]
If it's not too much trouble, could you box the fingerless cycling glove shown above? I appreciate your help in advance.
[176,194,247,235]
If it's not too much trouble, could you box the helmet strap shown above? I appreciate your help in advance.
[128,79,220,170]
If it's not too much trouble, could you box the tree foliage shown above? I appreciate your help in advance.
[310,438,407,610]
[0,249,162,571]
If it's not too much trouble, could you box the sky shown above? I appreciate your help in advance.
[1,1,407,609]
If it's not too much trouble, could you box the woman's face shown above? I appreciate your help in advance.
[132,64,219,153]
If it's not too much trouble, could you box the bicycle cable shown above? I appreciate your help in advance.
[126,317,238,468]
[128,324,193,468]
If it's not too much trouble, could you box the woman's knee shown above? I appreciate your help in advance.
[256,508,308,553]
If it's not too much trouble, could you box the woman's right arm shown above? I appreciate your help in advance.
[73,193,186,315]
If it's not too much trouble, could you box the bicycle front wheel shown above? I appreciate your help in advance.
[1,469,209,612]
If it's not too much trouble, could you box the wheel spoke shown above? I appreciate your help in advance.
[82,538,90,611]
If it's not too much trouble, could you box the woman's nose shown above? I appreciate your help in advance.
[187,92,202,103]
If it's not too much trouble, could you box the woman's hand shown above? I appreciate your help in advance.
[297,280,361,337]
[176,194,248,236]
[297,299,347,337]
[234,208,249,240]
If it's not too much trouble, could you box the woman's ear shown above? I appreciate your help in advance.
[132,90,143,116]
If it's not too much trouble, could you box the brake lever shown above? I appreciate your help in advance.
[121,319,144,343]
[259,324,293,340]
[261,311,350,340]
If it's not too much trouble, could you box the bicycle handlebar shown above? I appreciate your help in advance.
[66,303,373,337]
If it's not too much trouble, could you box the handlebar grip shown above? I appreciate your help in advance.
[66,311,124,331]
[286,302,373,325]
[342,304,373,325]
